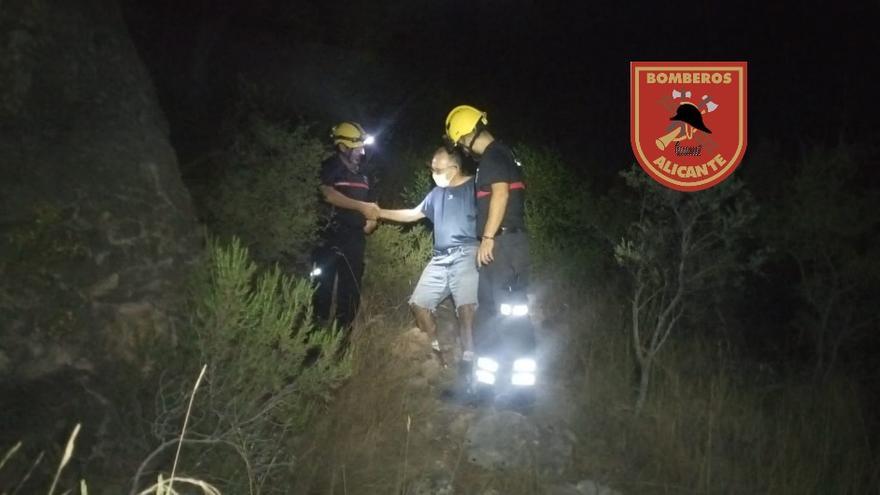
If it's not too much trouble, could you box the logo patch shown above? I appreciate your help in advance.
[630,62,747,191]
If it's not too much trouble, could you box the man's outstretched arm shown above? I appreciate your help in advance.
[378,208,425,223]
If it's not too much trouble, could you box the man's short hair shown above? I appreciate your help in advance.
[435,146,462,168]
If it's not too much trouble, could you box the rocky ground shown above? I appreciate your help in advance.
[293,302,624,495]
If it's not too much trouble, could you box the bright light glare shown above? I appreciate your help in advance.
[363,135,375,145]
[513,358,537,373]
[310,267,322,277]
[500,303,528,316]
[476,356,499,373]
[475,369,496,385]
[511,372,536,386]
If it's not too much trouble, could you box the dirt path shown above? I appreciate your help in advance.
[291,303,610,495]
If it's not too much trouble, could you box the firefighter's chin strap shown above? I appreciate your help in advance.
[463,125,484,156]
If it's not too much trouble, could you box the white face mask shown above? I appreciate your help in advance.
[432,171,451,188]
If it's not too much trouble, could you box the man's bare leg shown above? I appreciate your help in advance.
[412,303,445,365]
[455,303,476,394]
[456,303,476,359]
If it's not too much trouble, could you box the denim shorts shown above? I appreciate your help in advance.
[409,244,479,310]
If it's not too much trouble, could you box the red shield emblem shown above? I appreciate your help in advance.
[630,62,747,191]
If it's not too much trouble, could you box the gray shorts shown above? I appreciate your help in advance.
[410,244,479,311]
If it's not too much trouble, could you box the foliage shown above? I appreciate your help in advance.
[571,289,880,494]
[614,166,759,411]
[363,224,433,310]
[516,144,609,278]
[400,162,434,209]
[763,145,880,377]
[205,116,327,266]
[141,238,350,494]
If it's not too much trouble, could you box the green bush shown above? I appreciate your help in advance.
[516,144,605,277]
[205,116,327,266]
[142,237,350,494]
[762,146,880,377]
[363,224,433,310]
[399,150,435,208]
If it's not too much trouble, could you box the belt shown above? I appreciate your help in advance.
[432,245,475,257]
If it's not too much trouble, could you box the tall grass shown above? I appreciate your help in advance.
[568,288,879,494]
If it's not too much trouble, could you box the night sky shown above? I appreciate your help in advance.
[123,0,879,184]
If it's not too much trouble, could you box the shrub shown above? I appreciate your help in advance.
[762,146,880,378]
[138,237,350,494]
[614,166,759,412]
[205,116,327,266]
[363,224,433,311]
[399,151,434,208]
[516,144,606,277]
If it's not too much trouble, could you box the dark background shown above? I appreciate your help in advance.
[119,0,880,369]
[121,0,880,183]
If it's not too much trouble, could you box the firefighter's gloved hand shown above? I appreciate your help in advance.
[431,340,441,353]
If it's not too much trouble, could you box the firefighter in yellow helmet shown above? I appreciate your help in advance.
[312,121,380,330]
[445,105,533,397]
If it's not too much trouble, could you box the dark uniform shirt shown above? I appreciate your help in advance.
[475,141,526,235]
[417,177,479,251]
[319,154,372,231]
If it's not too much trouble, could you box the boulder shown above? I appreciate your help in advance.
[0,0,199,381]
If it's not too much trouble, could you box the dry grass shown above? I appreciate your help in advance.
[1,366,219,495]
[565,286,880,495]
[1,423,84,495]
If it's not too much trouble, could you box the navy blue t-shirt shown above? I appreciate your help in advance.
[418,177,479,251]
[319,154,373,230]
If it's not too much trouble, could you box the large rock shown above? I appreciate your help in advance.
[0,0,199,381]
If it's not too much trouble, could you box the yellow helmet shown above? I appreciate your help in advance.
[331,121,371,149]
[445,105,488,144]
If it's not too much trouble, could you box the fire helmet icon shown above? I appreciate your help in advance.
[655,92,718,151]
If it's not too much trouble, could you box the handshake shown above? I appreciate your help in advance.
[360,202,381,221]
[360,202,381,235]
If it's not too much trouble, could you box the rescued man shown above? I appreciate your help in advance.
[377,147,479,379]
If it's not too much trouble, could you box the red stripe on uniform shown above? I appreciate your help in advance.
[476,181,526,198]
[334,181,369,189]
